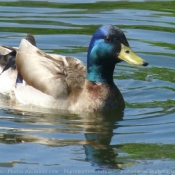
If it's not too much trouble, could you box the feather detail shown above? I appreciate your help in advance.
[68,80,124,112]
[0,46,17,95]
[0,46,16,71]
[16,39,86,99]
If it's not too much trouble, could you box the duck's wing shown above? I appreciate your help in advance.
[16,39,86,99]
[0,34,36,74]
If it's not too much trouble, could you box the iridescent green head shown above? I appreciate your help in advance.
[87,25,148,83]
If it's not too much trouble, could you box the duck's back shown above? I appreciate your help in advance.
[16,39,86,100]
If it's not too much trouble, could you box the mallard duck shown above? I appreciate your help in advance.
[0,25,148,113]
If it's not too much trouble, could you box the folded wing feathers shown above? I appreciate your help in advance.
[17,39,86,99]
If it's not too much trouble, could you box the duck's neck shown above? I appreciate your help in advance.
[86,62,115,84]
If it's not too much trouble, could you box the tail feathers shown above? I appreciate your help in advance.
[16,73,23,84]
[0,48,16,65]
[0,50,16,74]
[1,34,36,85]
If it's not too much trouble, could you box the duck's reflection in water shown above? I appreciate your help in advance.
[83,111,123,169]
[0,107,124,169]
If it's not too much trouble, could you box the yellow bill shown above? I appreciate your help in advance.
[118,44,148,66]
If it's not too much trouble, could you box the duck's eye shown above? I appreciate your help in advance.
[104,36,111,43]
[125,50,130,54]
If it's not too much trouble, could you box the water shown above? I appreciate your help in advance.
[0,0,175,174]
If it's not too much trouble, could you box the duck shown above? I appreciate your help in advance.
[0,25,148,113]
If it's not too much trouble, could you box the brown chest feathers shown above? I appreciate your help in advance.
[68,80,125,113]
